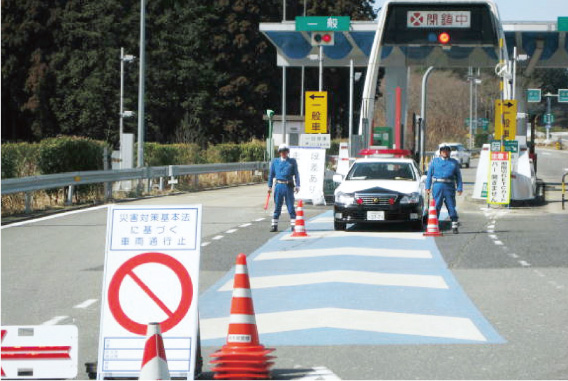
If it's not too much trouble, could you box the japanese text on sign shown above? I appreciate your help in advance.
[494,100,517,140]
[487,151,511,205]
[407,11,471,28]
[110,208,199,250]
[290,147,326,204]
[305,91,328,134]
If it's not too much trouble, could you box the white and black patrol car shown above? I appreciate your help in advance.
[333,155,427,231]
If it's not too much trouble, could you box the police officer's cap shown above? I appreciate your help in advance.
[278,143,290,152]
[439,145,451,152]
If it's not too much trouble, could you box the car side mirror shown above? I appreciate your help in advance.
[333,174,344,183]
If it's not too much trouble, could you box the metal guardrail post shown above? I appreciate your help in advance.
[25,192,32,214]
[66,185,74,206]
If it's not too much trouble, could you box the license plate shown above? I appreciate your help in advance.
[367,211,385,221]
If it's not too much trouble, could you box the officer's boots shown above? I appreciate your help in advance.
[452,221,459,234]
[270,225,278,232]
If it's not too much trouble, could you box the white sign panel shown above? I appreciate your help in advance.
[97,205,202,379]
[487,152,511,205]
[299,134,331,148]
[1,325,78,379]
[407,11,471,28]
[289,147,326,205]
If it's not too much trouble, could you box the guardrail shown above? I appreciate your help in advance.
[1,162,268,213]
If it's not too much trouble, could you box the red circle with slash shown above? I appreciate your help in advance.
[108,252,193,335]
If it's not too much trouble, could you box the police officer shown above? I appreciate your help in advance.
[425,145,463,234]
[268,144,300,232]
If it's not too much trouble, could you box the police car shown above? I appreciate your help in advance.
[333,153,427,231]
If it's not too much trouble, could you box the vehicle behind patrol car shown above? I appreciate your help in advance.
[333,157,427,231]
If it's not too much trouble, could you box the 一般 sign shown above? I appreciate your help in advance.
[295,16,350,31]
[97,205,202,379]
[494,100,517,140]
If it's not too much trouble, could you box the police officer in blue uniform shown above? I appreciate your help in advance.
[425,145,463,233]
[268,144,300,232]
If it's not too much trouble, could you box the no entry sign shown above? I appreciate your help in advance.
[97,205,202,379]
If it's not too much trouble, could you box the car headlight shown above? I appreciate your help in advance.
[335,192,355,205]
[400,192,420,204]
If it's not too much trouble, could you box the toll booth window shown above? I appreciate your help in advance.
[382,3,498,47]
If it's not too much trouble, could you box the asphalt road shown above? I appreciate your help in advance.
[2,147,567,379]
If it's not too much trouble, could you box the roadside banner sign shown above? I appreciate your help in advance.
[97,205,202,379]
[1,325,78,379]
[494,100,517,140]
[487,151,511,205]
[305,92,328,134]
[290,146,326,205]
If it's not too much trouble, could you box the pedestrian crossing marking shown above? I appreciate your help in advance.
[254,247,432,261]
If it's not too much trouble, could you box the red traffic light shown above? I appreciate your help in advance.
[322,33,332,43]
[438,32,451,44]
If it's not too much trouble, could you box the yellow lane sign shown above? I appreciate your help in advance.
[494,100,517,140]
[305,91,328,133]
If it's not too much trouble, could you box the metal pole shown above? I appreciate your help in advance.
[420,66,435,172]
[546,93,551,141]
[282,0,286,21]
[120,47,125,168]
[468,67,474,150]
[137,0,146,168]
[300,66,305,116]
[282,66,287,144]
[319,45,323,92]
[512,46,517,100]
[349,59,354,157]
[474,69,479,143]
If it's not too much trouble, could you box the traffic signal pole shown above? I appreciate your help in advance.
[319,45,323,91]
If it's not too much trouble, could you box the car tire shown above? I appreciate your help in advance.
[334,221,347,231]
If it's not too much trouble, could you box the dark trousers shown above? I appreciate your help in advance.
[433,182,458,222]
[272,183,296,222]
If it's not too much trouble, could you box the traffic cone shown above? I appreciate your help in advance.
[290,199,308,237]
[210,254,275,380]
[139,322,170,380]
[423,197,443,237]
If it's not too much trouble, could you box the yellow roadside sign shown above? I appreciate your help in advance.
[494,100,517,140]
[305,91,328,133]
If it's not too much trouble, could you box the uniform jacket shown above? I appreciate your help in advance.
[268,157,300,187]
[425,156,463,192]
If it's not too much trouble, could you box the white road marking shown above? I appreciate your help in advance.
[518,260,531,267]
[1,205,109,229]
[254,218,266,222]
[489,234,497,239]
[239,223,252,228]
[42,316,69,325]
[281,230,426,241]
[494,240,503,245]
[509,253,519,259]
[296,366,341,380]
[254,247,432,261]
[201,308,487,342]
[487,225,495,229]
[533,269,545,277]
[212,235,224,240]
[487,229,495,233]
[73,299,97,309]
[201,242,211,247]
[225,229,238,234]
[218,270,448,291]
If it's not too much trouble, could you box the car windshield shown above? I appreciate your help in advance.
[347,162,416,181]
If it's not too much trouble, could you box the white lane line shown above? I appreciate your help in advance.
[281,230,426,241]
[73,299,97,309]
[255,247,432,261]
[1,205,109,229]
[218,270,448,291]
[489,234,497,239]
[212,235,224,240]
[225,229,238,234]
[509,253,519,259]
[518,260,531,267]
[254,218,266,222]
[201,242,211,247]
[494,240,503,245]
[239,223,252,228]
[487,225,495,230]
[42,316,69,325]
[487,229,495,233]
[201,308,487,342]
[534,269,545,277]
[296,366,341,380]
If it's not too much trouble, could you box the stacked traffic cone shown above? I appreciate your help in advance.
[423,197,443,237]
[210,254,275,380]
[290,200,308,237]
[139,322,170,380]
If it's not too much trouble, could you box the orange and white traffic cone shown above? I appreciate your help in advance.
[210,253,275,380]
[291,200,308,237]
[423,197,443,237]
[139,322,170,380]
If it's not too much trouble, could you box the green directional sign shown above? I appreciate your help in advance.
[559,89,568,103]
[295,16,350,31]
[543,113,555,124]
[558,17,568,32]
[527,89,541,103]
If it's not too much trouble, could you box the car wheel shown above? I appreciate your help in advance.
[334,221,347,231]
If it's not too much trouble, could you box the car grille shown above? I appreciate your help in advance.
[355,193,398,206]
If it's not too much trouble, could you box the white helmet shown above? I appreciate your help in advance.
[278,143,289,152]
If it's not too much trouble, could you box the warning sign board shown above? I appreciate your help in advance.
[1,325,78,379]
[487,151,511,205]
[97,205,202,379]
[494,100,517,140]
[305,91,328,133]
